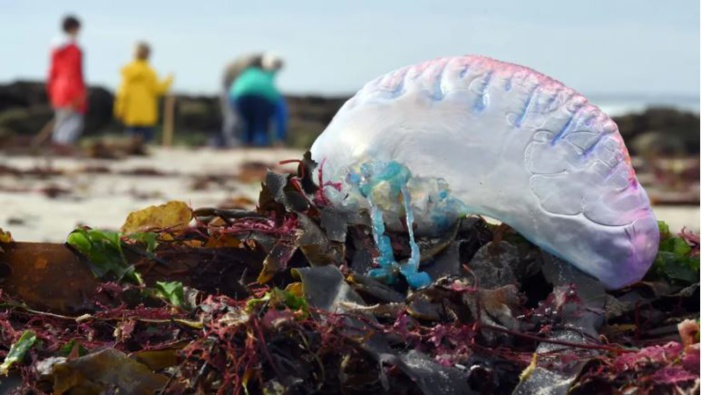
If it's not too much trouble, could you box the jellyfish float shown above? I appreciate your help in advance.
[310,55,659,290]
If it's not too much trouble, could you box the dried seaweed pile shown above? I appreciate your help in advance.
[0,154,699,394]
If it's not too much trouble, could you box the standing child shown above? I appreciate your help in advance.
[47,15,87,148]
[114,42,173,143]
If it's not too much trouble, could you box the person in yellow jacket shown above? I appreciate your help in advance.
[114,42,173,142]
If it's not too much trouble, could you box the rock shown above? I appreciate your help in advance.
[173,96,221,133]
[0,81,48,112]
[0,106,53,135]
[468,241,520,289]
[613,107,700,155]
[0,81,116,137]
[631,130,688,157]
[167,93,347,147]
[85,86,116,134]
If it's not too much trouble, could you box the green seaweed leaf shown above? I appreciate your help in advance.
[59,339,89,357]
[658,220,672,241]
[0,330,37,375]
[154,281,186,309]
[127,232,159,254]
[66,227,142,285]
[652,221,700,284]
[245,288,308,316]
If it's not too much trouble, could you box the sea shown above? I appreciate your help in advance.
[588,94,700,117]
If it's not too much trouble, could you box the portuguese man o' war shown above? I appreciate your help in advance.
[310,55,659,290]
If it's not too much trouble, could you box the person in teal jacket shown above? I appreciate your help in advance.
[228,55,287,147]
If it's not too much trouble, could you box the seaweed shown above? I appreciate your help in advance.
[0,154,698,394]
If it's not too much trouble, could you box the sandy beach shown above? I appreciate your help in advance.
[0,148,301,242]
[0,147,698,242]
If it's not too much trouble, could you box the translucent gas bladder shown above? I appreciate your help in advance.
[311,55,659,289]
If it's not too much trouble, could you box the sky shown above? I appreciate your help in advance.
[0,0,699,97]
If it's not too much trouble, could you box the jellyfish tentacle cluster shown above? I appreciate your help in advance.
[347,161,433,288]
[312,55,659,290]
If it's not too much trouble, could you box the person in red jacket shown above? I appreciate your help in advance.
[47,15,86,147]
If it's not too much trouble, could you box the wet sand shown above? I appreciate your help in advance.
[0,147,698,242]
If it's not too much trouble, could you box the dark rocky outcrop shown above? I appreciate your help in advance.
[0,80,698,153]
[613,107,700,156]
[0,80,349,149]
[0,81,117,137]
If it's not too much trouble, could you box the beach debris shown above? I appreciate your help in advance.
[39,183,71,199]
[0,228,12,243]
[652,221,700,284]
[67,227,142,284]
[47,348,170,394]
[310,55,659,289]
[218,195,258,210]
[118,167,169,176]
[0,330,36,376]
[237,160,284,183]
[0,162,698,392]
[120,200,192,235]
[82,136,147,159]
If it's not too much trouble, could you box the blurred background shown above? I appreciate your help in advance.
[0,0,699,241]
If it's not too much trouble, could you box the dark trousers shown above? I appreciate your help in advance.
[126,126,155,142]
[233,94,276,146]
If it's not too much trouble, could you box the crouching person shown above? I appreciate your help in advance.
[114,42,173,144]
[229,55,287,147]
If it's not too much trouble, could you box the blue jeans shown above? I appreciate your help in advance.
[231,94,287,147]
[126,126,155,142]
